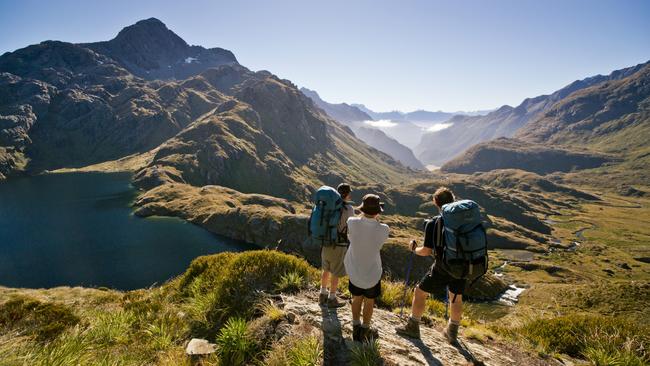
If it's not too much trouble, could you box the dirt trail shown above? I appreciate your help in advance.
[281,292,558,366]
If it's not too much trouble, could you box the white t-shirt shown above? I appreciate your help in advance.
[344,216,390,289]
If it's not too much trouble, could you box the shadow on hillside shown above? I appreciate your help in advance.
[400,336,443,366]
[320,306,349,366]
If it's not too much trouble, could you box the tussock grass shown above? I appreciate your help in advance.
[377,280,412,310]
[0,296,80,342]
[258,300,286,322]
[264,335,322,366]
[511,314,649,364]
[216,317,256,365]
[86,309,135,346]
[350,339,383,366]
[276,271,306,294]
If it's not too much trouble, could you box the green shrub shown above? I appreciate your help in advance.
[276,271,306,293]
[518,314,648,362]
[350,339,382,366]
[0,296,80,341]
[178,252,238,294]
[179,250,315,328]
[216,317,256,365]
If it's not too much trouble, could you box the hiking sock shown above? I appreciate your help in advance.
[361,323,369,328]
[328,292,337,300]
[410,315,421,323]
[449,319,460,326]
[352,319,361,326]
[320,287,328,295]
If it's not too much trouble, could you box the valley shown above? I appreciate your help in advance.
[0,16,648,366]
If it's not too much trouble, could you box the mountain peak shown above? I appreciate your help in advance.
[112,17,188,50]
[82,17,237,80]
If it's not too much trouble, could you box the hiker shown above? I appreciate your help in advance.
[396,187,488,344]
[318,183,355,307]
[344,194,389,342]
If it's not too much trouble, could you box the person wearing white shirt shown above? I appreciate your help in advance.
[344,194,389,342]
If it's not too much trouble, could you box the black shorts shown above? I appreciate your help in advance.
[418,265,467,296]
[348,280,382,299]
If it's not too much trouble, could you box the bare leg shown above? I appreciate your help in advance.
[449,291,462,322]
[411,287,428,319]
[329,275,339,295]
[362,298,375,325]
[321,271,330,289]
[351,296,363,323]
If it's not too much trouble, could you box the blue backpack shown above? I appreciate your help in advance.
[308,186,344,247]
[439,199,488,281]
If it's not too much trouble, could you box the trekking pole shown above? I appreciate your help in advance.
[399,245,416,318]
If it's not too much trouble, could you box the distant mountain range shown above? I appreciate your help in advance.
[441,61,650,187]
[417,61,649,167]
[351,104,492,123]
[300,87,424,169]
[0,18,411,195]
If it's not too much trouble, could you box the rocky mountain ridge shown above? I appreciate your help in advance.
[0,18,411,198]
[416,61,650,166]
[442,62,650,183]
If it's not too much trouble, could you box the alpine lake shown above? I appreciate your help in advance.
[0,172,255,290]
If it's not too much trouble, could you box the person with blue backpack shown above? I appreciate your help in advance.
[396,187,488,344]
[309,183,355,308]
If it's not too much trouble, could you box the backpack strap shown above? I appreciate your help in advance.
[434,217,444,259]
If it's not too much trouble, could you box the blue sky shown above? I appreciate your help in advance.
[1,0,649,112]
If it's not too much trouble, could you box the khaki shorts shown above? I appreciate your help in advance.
[321,245,347,277]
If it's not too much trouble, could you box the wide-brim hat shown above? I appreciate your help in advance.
[358,194,384,215]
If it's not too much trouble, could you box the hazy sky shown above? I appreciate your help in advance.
[1,0,649,112]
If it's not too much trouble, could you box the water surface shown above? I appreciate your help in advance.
[0,172,254,290]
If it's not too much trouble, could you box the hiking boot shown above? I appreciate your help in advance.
[444,321,460,344]
[396,317,421,339]
[353,324,363,342]
[318,293,328,306]
[326,296,346,308]
[361,326,379,342]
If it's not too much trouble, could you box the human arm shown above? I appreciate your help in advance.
[409,240,433,256]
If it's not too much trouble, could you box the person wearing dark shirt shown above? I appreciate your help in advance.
[396,187,465,344]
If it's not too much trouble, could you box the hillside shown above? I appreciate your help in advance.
[300,87,372,123]
[0,18,411,195]
[354,126,424,169]
[441,62,650,188]
[416,61,649,166]
[2,247,647,365]
[441,138,614,175]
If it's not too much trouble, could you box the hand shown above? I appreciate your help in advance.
[409,240,417,251]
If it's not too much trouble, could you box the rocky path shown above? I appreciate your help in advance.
[281,292,557,366]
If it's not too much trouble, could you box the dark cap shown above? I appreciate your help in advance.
[337,183,351,198]
[358,194,384,215]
